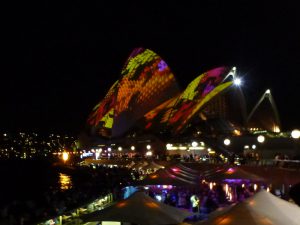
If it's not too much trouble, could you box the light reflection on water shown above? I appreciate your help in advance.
[59,173,73,191]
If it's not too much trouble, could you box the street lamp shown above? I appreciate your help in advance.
[192,141,198,147]
[146,144,151,150]
[224,138,231,146]
[291,129,300,139]
[257,135,265,143]
[131,146,135,151]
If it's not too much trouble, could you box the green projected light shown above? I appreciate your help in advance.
[87,48,180,138]
[142,66,235,134]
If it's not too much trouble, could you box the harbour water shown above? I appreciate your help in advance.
[0,159,133,224]
[0,159,78,224]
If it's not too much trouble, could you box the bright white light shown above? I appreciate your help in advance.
[118,147,122,151]
[225,184,229,194]
[131,146,135,151]
[257,135,265,143]
[233,77,241,86]
[252,144,256,149]
[146,145,151,150]
[146,151,152,156]
[291,129,300,139]
[191,141,198,147]
[224,138,231,146]
[107,147,112,152]
[95,152,100,160]
[155,195,162,201]
[265,89,271,94]
[166,143,172,149]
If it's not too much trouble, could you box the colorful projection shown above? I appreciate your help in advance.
[142,67,235,134]
[168,67,235,133]
[87,47,237,138]
[87,81,119,137]
[87,48,180,138]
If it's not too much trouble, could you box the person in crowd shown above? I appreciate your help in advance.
[190,194,200,220]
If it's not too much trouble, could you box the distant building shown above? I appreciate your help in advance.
[81,48,297,159]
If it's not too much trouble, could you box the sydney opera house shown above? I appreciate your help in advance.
[81,48,293,159]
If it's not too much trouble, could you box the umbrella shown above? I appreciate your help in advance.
[81,191,193,225]
[197,190,300,225]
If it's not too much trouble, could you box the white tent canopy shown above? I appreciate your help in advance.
[197,190,300,225]
[81,191,193,225]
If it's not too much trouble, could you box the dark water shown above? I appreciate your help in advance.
[0,159,133,224]
[0,159,78,224]
[0,159,62,204]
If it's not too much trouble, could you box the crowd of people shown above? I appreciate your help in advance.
[144,181,262,222]
[0,164,134,225]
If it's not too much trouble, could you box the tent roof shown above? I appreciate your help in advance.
[198,190,300,225]
[81,191,192,225]
[241,165,300,186]
[205,167,265,183]
[137,169,197,186]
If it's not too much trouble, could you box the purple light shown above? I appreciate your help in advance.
[158,60,167,71]
[202,84,215,96]
[224,179,250,183]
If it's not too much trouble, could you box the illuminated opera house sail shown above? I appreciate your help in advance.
[246,89,281,133]
[87,48,180,138]
[86,48,280,142]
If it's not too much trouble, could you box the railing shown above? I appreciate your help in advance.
[36,193,113,225]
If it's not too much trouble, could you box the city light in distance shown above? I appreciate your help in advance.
[166,143,172,149]
[62,152,69,162]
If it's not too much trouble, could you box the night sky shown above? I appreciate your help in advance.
[2,1,300,134]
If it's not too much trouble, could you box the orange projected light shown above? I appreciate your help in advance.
[145,202,159,208]
[116,202,127,208]
[87,48,180,138]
